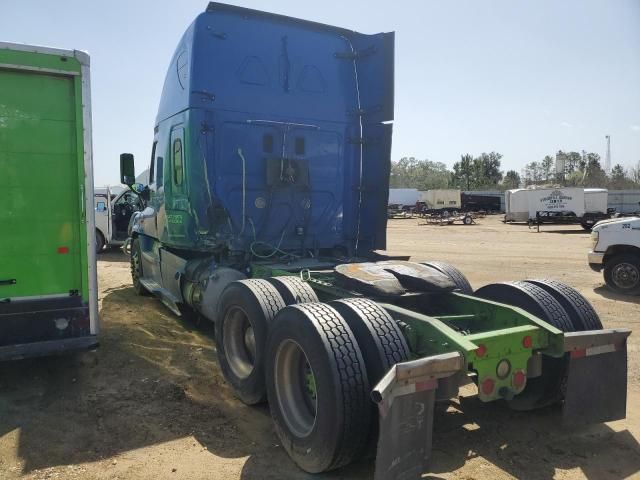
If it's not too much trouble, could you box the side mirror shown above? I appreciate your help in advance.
[120,153,136,185]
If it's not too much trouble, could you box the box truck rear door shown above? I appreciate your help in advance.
[0,69,83,299]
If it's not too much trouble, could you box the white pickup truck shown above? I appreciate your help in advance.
[94,186,141,253]
[588,216,640,294]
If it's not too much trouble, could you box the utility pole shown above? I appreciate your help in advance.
[605,135,611,172]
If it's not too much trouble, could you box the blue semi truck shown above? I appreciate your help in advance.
[120,3,630,479]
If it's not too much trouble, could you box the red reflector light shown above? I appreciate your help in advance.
[522,335,533,348]
[475,344,487,357]
[481,378,495,395]
[513,370,526,388]
[57,246,69,254]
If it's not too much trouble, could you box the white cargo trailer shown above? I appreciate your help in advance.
[585,188,608,214]
[505,187,609,229]
[388,188,419,207]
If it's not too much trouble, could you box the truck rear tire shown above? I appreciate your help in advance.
[216,279,286,405]
[604,253,640,295]
[130,238,148,296]
[266,303,371,473]
[329,298,409,385]
[422,261,473,294]
[475,281,574,332]
[95,229,105,254]
[523,279,602,330]
[266,276,318,305]
[328,298,409,457]
[475,281,572,410]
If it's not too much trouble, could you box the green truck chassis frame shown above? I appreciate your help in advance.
[251,263,630,480]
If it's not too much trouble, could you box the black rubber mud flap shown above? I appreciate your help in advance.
[371,352,464,480]
[562,329,631,425]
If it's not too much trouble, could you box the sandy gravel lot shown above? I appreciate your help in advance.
[1,215,639,479]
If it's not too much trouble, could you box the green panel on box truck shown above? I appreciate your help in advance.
[0,42,98,360]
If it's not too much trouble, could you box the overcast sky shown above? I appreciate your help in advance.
[2,0,639,185]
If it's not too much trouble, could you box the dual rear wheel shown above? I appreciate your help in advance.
[216,276,410,473]
[475,279,602,410]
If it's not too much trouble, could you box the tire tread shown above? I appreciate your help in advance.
[267,276,318,305]
[524,279,602,331]
[423,261,473,294]
[294,302,370,471]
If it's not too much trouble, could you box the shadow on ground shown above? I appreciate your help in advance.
[530,228,589,235]
[594,285,640,305]
[96,249,129,263]
[1,285,638,479]
[424,395,640,480]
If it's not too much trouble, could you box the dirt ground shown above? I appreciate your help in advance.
[1,215,639,479]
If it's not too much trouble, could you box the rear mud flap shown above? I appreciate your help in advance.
[563,329,631,425]
[371,352,464,480]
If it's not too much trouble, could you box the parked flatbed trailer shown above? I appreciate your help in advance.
[420,212,475,226]
[117,4,631,479]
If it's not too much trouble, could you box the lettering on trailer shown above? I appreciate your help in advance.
[539,190,573,210]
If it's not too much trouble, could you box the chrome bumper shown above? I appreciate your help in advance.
[588,251,605,271]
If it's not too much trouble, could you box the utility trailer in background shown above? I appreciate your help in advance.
[418,189,461,212]
[461,191,502,212]
[119,4,631,479]
[388,188,419,209]
[506,187,610,230]
[0,42,98,360]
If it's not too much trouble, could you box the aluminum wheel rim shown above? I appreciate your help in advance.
[223,306,256,379]
[274,339,317,438]
[612,263,639,290]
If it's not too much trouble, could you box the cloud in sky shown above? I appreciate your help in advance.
[631,125,640,132]
[560,121,573,128]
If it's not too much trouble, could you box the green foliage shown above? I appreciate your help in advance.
[503,170,521,189]
[541,155,554,182]
[451,152,503,190]
[582,153,607,187]
[389,157,451,190]
[524,152,640,189]
[391,149,640,193]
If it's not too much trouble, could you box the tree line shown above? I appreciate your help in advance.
[390,151,640,191]
[523,151,640,189]
[390,152,520,191]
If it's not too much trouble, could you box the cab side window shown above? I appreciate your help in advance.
[173,137,184,186]
[149,141,157,185]
[156,157,164,188]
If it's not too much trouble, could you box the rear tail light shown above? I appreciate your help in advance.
[513,370,526,388]
[522,335,533,348]
[475,344,487,357]
[481,377,495,395]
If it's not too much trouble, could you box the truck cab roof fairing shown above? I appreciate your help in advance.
[153,3,394,255]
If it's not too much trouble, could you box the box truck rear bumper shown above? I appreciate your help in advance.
[0,296,96,360]
[0,335,98,361]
